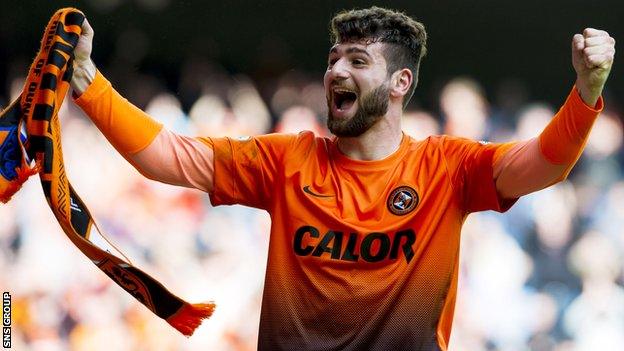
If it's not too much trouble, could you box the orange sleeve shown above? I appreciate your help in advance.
[492,138,560,198]
[538,86,603,168]
[74,70,217,192]
[73,70,163,155]
[203,133,298,209]
[439,136,517,214]
[128,130,215,192]
[492,86,603,199]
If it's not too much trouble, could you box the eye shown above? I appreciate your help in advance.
[352,58,366,66]
[327,58,338,68]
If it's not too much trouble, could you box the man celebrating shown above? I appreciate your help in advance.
[70,6,614,351]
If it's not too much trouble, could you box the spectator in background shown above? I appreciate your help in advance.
[565,231,624,350]
[440,77,490,140]
[402,110,440,140]
[274,105,326,135]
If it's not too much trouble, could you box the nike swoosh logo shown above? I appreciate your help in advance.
[303,186,334,198]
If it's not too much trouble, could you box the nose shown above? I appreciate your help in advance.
[327,58,349,82]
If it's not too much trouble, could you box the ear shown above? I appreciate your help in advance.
[390,68,413,99]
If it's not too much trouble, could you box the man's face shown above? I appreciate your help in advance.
[324,40,391,137]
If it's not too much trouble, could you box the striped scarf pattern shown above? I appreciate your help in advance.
[0,8,214,336]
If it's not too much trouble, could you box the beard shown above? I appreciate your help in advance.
[326,83,390,137]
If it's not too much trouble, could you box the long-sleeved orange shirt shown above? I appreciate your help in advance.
[74,72,602,350]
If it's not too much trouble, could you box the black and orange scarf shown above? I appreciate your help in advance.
[0,8,214,336]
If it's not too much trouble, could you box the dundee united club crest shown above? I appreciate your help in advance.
[387,186,419,215]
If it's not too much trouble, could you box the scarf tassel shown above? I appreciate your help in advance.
[0,159,40,204]
[166,302,216,337]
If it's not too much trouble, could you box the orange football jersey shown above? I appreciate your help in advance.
[203,132,515,350]
[73,71,600,350]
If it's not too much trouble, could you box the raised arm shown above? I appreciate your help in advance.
[494,28,615,199]
[70,19,216,192]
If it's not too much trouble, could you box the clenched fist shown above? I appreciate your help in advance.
[572,28,615,107]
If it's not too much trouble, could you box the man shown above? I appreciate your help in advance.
[70,6,614,351]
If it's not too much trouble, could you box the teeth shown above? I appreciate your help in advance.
[334,89,356,94]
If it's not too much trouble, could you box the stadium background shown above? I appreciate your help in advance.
[1,0,623,350]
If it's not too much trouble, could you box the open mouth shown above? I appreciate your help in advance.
[333,89,358,111]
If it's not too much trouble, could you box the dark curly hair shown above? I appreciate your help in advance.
[330,6,427,108]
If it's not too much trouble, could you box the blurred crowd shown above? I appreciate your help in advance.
[1,34,624,351]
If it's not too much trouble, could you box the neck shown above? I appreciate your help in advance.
[335,104,403,161]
